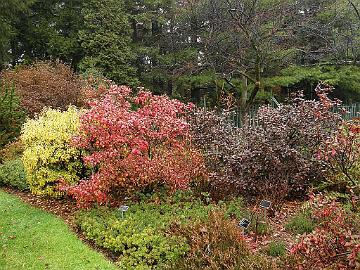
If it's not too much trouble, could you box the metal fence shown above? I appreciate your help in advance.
[226,102,360,128]
[339,103,360,120]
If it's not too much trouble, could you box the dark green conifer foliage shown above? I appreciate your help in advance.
[79,0,138,86]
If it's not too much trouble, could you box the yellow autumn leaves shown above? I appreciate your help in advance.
[21,107,83,196]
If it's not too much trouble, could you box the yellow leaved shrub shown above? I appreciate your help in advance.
[21,106,83,197]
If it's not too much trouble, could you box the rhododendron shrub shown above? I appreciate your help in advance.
[63,85,206,207]
[22,107,83,197]
[288,195,360,269]
[189,83,342,200]
[317,120,360,191]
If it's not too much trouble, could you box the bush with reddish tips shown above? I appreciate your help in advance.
[169,211,277,270]
[317,120,360,192]
[288,195,360,269]
[62,85,207,207]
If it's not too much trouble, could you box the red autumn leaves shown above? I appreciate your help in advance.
[62,85,206,207]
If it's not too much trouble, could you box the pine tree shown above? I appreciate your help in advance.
[79,0,138,86]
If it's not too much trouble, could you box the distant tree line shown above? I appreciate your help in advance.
[1,0,360,107]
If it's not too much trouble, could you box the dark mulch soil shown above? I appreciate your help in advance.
[246,201,302,251]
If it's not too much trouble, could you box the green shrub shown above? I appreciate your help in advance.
[267,241,287,257]
[0,82,25,148]
[219,197,247,220]
[75,198,247,269]
[253,222,270,235]
[285,211,315,235]
[21,107,83,197]
[0,159,28,190]
[76,207,190,269]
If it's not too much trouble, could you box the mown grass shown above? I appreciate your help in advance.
[0,190,117,270]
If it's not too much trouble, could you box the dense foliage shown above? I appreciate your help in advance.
[21,107,83,196]
[0,82,25,148]
[63,85,206,207]
[317,120,360,192]
[0,159,28,190]
[288,195,360,269]
[76,200,212,269]
[285,211,315,235]
[265,65,360,102]
[170,211,276,270]
[0,140,23,163]
[0,2,358,266]
[1,0,359,105]
[1,62,83,116]
[190,84,342,200]
[0,0,33,65]
[79,0,137,86]
[75,194,250,269]
[77,207,188,269]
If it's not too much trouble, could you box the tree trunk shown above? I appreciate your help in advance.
[240,74,248,125]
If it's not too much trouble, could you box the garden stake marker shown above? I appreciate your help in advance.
[239,218,251,236]
[260,200,271,223]
[119,205,129,219]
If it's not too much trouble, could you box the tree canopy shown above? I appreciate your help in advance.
[1,0,360,105]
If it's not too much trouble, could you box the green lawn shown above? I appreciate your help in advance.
[0,190,117,270]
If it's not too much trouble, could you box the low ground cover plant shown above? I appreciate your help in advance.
[21,106,83,196]
[77,207,188,269]
[267,241,287,257]
[285,210,315,235]
[75,194,246,269]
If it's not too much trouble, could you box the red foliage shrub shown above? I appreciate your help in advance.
[62,85,207,207]
[78,75,112,108]
[1,61,83,116]
[289,195,360,269]
[317,120,360,190]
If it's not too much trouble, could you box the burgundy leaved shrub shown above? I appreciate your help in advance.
[189,83,342,201]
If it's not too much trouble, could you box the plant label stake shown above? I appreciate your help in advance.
[260,200,271,222]
[239,218,250,236]
[119,205,129,219]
